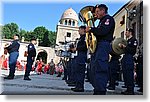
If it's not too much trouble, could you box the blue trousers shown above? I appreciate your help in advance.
[108,58,120,87]
[25,56,33,77]
[74,52,87,89]
[9,52,19,76]
[90,41,111,92]
[68,58,76,82]
[121,54,134,88]
[75,63,86,88]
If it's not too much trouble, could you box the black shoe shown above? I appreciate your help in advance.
[85,79,90,82]
[115,82,119,86]
[72,88,84,92]
[137,88,143,92]
[71,87,76,90]
[24,77,31,81]
[4,75,14,80]
[62,77,66,80]
[107,86,115,90]
[93,91,106,95]
[68,83,76,86]
[66,81,76,84]
[122,85,127,88]
[121,90,134,95]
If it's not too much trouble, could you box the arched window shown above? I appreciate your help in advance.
[68,20,71,25]
[72,21,75,26]
[65,20,67,25]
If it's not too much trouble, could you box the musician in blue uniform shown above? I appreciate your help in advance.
[4,34,20,80]
[107,53,120,90]
[86,4,115,95]
[24,37,37,80]
[120,28,138,95]
[71,26,87,92]
[135,46,143,92]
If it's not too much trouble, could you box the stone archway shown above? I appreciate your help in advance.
[36,49,48,64]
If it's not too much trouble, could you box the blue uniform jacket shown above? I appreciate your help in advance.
[90,15,115,42]
[27,43,36,58]
[76,34,87,64]
[125,37,138,55]
[6,40,20,54]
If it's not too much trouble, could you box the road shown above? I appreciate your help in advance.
[0,70,143,95]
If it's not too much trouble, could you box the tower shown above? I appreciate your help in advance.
[56,8,79,45]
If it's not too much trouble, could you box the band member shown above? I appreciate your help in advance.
[135,46,143,92]
[24,37,37,80]
[120,28,138,95]
[86,4,115,95]
[4,34,20,79]
[71,25,87,92]
[107,53,120,90]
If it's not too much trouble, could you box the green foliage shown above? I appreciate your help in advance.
[2,23,19,39]
[2,22,57,47]
[33,26,48,44]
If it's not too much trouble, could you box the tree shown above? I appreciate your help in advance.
[19,29,27,40]
[49,31,57,47]
[33,26,48,44]
[2,26,11,39]
[2,22,57,47]
[2,23,19,39]
[40,31,51,47]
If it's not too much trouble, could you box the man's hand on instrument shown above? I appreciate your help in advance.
[118,43,126,49]
[86,27,91,32]
[71,48,76,52]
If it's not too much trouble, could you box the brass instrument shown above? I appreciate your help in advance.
[112,37,127,55]
[4,43,10,55]
[79,6,97,53]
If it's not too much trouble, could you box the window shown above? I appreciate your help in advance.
[68,20,71,25]
[121,31,124,38]
[72,21,75,26]
[67,32,71,37]
[65,20,67,25]
[120,15,125,25]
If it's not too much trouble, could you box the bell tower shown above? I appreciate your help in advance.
[56,8,79,45]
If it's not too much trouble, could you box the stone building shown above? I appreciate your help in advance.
[56,8,79,45]
[113,0,143,46]
[54,8,80,63]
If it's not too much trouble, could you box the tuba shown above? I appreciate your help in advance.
[79,6,97,53]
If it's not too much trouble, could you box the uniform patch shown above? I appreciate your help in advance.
[134,41,137,46]
[29,45,32,48]
[105,19,110,25]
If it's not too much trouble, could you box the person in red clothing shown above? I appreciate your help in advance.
[0,55,5,69]
[36,58,43,75]
[16,61,23,71]
[44,64,50,74]
[3,58,8,70]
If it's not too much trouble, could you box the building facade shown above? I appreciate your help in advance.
[113,0,143,47]
[56,8,79,45]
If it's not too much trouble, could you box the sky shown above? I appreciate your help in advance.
[1,0,130,32]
